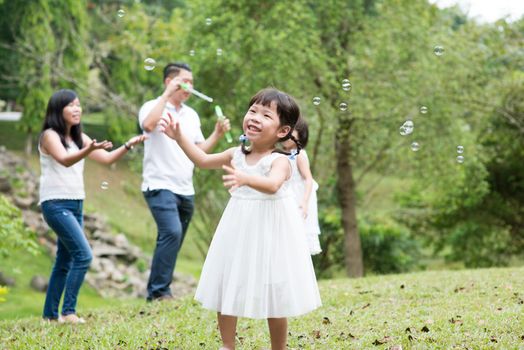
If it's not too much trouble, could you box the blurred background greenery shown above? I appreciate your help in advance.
[0,0,522,300]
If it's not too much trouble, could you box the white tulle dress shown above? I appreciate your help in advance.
[288,150,322,255]
[194,147,322,319]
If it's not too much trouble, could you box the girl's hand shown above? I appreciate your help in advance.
[222,164,248,191]
[299,201,309,219]
[158,113,181,140]
[88,139,113,151]
[126,134,147,147]
[214,117,231,136]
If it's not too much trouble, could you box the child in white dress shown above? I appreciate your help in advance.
[281,117,322,255]
[159,88,321,350]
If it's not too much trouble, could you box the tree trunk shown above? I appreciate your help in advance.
[335,118,364,277]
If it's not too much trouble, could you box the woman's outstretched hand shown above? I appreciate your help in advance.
[158,112,181,140]
[126,134,147,147]
[88,139,113,151]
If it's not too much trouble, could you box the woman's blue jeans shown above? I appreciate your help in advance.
[41,199,92,320]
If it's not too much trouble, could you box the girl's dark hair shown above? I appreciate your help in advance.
[293,117,309,149]
[41,89,83,149]
[242,88,301,155]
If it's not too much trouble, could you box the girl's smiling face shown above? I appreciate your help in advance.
[242,101,290,147]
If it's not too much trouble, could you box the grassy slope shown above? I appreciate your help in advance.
[1,267,523,349]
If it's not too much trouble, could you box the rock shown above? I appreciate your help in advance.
[30,275,48,292]
[0,271,16,286]
[91,243,127,257]
[0,176,11,193]
[114,233,129,248]
[13,195,34,209]
[21,209,49,236]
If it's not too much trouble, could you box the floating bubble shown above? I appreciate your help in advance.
[117,9,125,18]
[457,145,464,154]
[420,106,428,114]
[205,18,212,26]
[189,49,195,56]
[400,120,414,136]
[339,102,348,111]
[312,96,321,106]
[434,45,445,56]
[216,48,223,56]
[144,58,156,71]
[100,181,109,190]
[456,155,464,164]
[411,142,420,152]
[342,79,352,91]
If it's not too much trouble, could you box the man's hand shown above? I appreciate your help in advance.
[162,76,183,99]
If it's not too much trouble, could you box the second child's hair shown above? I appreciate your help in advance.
[294,117,309,149]
[242,88,301,155]
[41,89,83,149]
[163,62,192,81]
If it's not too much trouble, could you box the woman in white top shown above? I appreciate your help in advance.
[39,89,145,323]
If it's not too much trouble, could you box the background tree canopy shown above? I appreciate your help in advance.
[0,0,522,277]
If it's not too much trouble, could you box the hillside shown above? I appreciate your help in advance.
[1,267,523,349]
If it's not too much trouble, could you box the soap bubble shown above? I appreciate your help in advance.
[457,145,464,154]
[312,97,321,106]
[411,142,420,152]
[100,181,109,190]
[189,49,195,56]
[205,18,212,26]
[144,58,156,71]
[339,102,348,111]
[117,9,125,18]
[420,106,428,114]
[342,79,352,91]
[216,48,223,56]
[456,155,464,164]
[434,45,444,56]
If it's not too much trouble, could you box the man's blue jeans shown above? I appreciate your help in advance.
[143,189,194,300]
[41,199,92,320]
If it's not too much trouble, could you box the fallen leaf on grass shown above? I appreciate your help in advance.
[322,317,331,325]
[372,336,391,345]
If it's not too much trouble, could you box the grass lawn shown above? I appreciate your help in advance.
[1,267,522,349]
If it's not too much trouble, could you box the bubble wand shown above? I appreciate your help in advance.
[180,82,213,103]
[215,105,233,143]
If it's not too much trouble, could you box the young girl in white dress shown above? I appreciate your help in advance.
[281,117,322,255]
[159,88,321,350]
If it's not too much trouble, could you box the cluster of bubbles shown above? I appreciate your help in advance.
[456,145,464,163]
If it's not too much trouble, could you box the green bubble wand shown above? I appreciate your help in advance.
[180,82,232,143]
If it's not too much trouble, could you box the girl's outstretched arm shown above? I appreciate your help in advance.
[86,133,147,165]
[296,152,314,218]
[40,129,112,167]
[222,157,290,194]
[159,114,234,169]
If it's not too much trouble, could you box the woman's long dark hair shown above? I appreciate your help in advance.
[241,88,301,156]
[41,89,83,149]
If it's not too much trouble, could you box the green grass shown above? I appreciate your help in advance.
[1,267,522,349]
[0,245,143,320]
